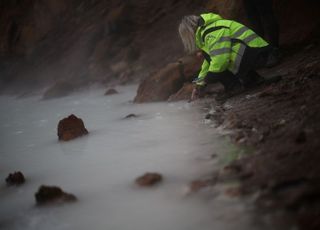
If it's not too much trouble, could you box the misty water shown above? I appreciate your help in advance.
[0,85,270,230]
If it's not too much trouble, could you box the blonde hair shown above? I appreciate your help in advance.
[178,15,200,53]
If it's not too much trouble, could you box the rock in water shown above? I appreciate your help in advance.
[123,114,138,119]
[104,88,118,96]
[35,185,77,205]
[43,82,75,100]
[57,114,88,141]
[6,171,25,186]
[135,173,163,187]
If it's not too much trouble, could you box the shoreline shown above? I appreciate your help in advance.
[204,43,320,229]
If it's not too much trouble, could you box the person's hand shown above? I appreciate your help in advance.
[190,86,199,101]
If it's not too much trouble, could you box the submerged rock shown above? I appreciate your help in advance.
[6,171,25,186]
[57,114,88,141]
[224,187,242,198]
[188,179,213,193]
[104,88,118,96]
[135,173,163,187]
[35,185,77,205]
[123,113,138,119]
[43,82,75,100]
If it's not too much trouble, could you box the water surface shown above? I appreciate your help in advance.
[0,85,269,230]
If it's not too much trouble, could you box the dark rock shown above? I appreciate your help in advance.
[35,185,77,205]
[135,173,162,187]
[224,187,242,197]
[123,114,138,119]
[6,171,25,186]
[57,114,88,141]
[205,114,213,120]
[295,131,307,144]
[43,82,75,100]
[104,88,118,96]
[189,179,213,193]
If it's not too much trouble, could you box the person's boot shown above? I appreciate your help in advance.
[266,47,281,68]
[243,71,265,89]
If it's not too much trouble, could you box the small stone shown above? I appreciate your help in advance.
[135,173,162,187]
[35,185,77,205]
[279,119,286,126]
[124,114,138,119]
[205,114,212,120]
[225,187,242,197]
[104,88,118,96]
[189,179,212,193]
[6,171,25,186]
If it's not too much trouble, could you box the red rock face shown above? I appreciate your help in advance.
[134,55,202,103]
[6,171,25,186]
[135,173,163,187]
[35,185,77,205]
[57,114,88,141]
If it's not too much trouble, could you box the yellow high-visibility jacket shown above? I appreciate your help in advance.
[194,13,269,86]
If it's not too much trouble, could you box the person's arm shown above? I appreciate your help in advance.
[193,59,209,87]
[193,28,231,87]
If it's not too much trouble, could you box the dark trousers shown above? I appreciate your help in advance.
[243,0,279,48]
[205,45,271,90]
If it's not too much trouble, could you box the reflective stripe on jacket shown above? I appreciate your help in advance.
[194,13,268,86]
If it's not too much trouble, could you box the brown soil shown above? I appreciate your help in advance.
[208,43,320,229]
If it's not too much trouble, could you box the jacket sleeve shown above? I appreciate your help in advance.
[193,59,209,86]
[194,28,232,86]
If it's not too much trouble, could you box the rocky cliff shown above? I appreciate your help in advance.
[0,0,319,93]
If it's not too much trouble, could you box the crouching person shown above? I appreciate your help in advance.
[179,13,272,101]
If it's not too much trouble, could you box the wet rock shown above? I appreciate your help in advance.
[168,83,193,102]
[135,173,162,187]
[57,114,88,141]
[123,114,138,119]
[104,88,118,96]
[205,113,213,120]
[188,179,213,193]
[224,187,242,198]
[6,171,25,186]
[35,185,77,205]
[43,82,75,99]
[134,55,202,103]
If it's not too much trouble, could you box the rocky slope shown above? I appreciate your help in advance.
[0,0,202,93]
[1,0,319,95]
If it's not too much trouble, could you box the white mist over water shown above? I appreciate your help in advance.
[0,85,269,230]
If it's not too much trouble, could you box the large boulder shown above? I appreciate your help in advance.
[6,171,25,186]
[134,55,202,103]
[35,185,77,205]
[57,114,88,141]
